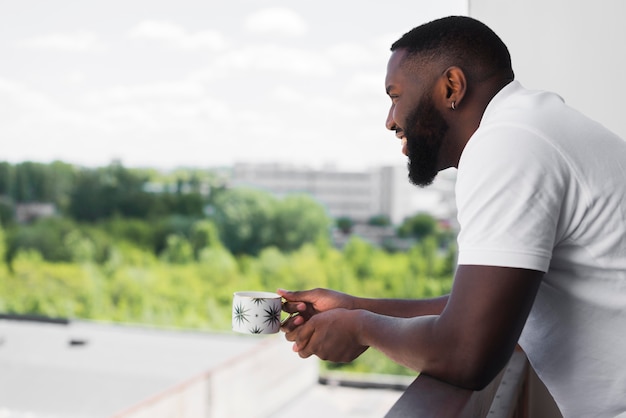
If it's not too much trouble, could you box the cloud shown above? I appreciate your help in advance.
[0,76,112,165]
[244,7,308,37]
[66,70,87,84]
[215,44,334,77]
[129,20,227,50]
[326,43,377,67]
[343,73,384,100]
[15,31,104,52]
[0,77,105,130]
[85,81,207,105]
[0,77,55,111]
[271,85,302,103]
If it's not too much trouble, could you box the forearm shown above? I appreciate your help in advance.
[355,311,488,389]
[353,266,543,389]
[351,294,449,318]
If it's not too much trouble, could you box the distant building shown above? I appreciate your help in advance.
[14,202,56,223]
[231,163,457,226]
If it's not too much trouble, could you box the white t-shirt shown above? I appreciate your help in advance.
[456,81,626,417]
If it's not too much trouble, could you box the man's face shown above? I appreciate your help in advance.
[385,49,449,187]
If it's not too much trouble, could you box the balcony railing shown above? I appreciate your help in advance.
[385,350,563,418]
[110,332,562,418]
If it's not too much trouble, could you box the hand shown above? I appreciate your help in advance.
[278,288,355,331]
[284,307,369,363]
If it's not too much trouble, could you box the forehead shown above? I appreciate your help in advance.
[385,49,409,86]
[385,49,426,91]
[385,49,442,94]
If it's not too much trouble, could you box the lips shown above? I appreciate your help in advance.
[395,130,408,156]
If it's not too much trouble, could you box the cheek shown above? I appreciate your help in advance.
[392,106,407,129]
[396,99,420,129]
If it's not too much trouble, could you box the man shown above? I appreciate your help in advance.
[280,16,626,417]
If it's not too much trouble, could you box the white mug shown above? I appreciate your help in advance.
[232,291,282,334]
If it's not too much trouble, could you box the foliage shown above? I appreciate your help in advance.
[0,160,458,377]
[68,163,154,221]
[210,188,331,256]
[336,216,354,234]
[210,188,276,255]
[367,214,391,227]
[0,225,454,377]
[397,212,438,240]
[5,217,112,264]
[272,194,331,252]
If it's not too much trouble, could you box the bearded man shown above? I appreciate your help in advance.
[280,16,626,418]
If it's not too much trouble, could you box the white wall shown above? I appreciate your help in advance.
[117,335,319,418]
[469,0,626,140]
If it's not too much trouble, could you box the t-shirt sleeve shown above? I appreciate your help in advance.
[455,126,566,272]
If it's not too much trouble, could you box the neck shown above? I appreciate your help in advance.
[446,77,513,168]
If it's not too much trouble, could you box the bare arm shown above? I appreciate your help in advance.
[280,289,448,319]
[351,295,449,317]
[285,265,542,390]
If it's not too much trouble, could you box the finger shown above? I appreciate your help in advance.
[284,329,296,342]
[277,288,296,300]
[278,288,313,304]
[282,301,303,314]
[297,348,312,359]
[280,314,300,333]
[293,341,314,359]
[293,324,314,356]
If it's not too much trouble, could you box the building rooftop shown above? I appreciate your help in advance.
[0,317,405,418]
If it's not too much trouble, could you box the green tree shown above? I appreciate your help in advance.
[155,192,205,218]
[272,194,331,252]
[68,163,154,221]
[336,216,354,234]
[211,188,275,255]
[342,236,376,279]
[0,199,14,226]
[397,212,438,240]
[6,217,76,263]
[160,234,194,264]
[153,215,197,254]
[68,169,114,221]
[47,161,77,212]
[190,220,222,257]
[0,162,14,196]
[14,162,56,202]
[368,214,391,227]
[102,217,155,250]
[64,230,96,263]
[0,222,6,265]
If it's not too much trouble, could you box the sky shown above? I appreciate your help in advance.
[0,0,467,171]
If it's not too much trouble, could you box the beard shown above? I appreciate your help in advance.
[404,93,449,187]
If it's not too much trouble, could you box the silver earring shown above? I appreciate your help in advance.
[451,101,456,110]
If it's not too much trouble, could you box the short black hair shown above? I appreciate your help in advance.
[391,16,514,81]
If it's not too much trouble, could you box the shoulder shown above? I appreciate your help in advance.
[455,123,566,273]
[457,124,568,201]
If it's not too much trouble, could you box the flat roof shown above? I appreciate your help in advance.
[0,318,263,417]
[0,317,406,418]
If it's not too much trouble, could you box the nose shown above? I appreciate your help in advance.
[385,106,397,132]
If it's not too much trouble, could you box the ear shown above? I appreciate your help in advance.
[440,66,467,110]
